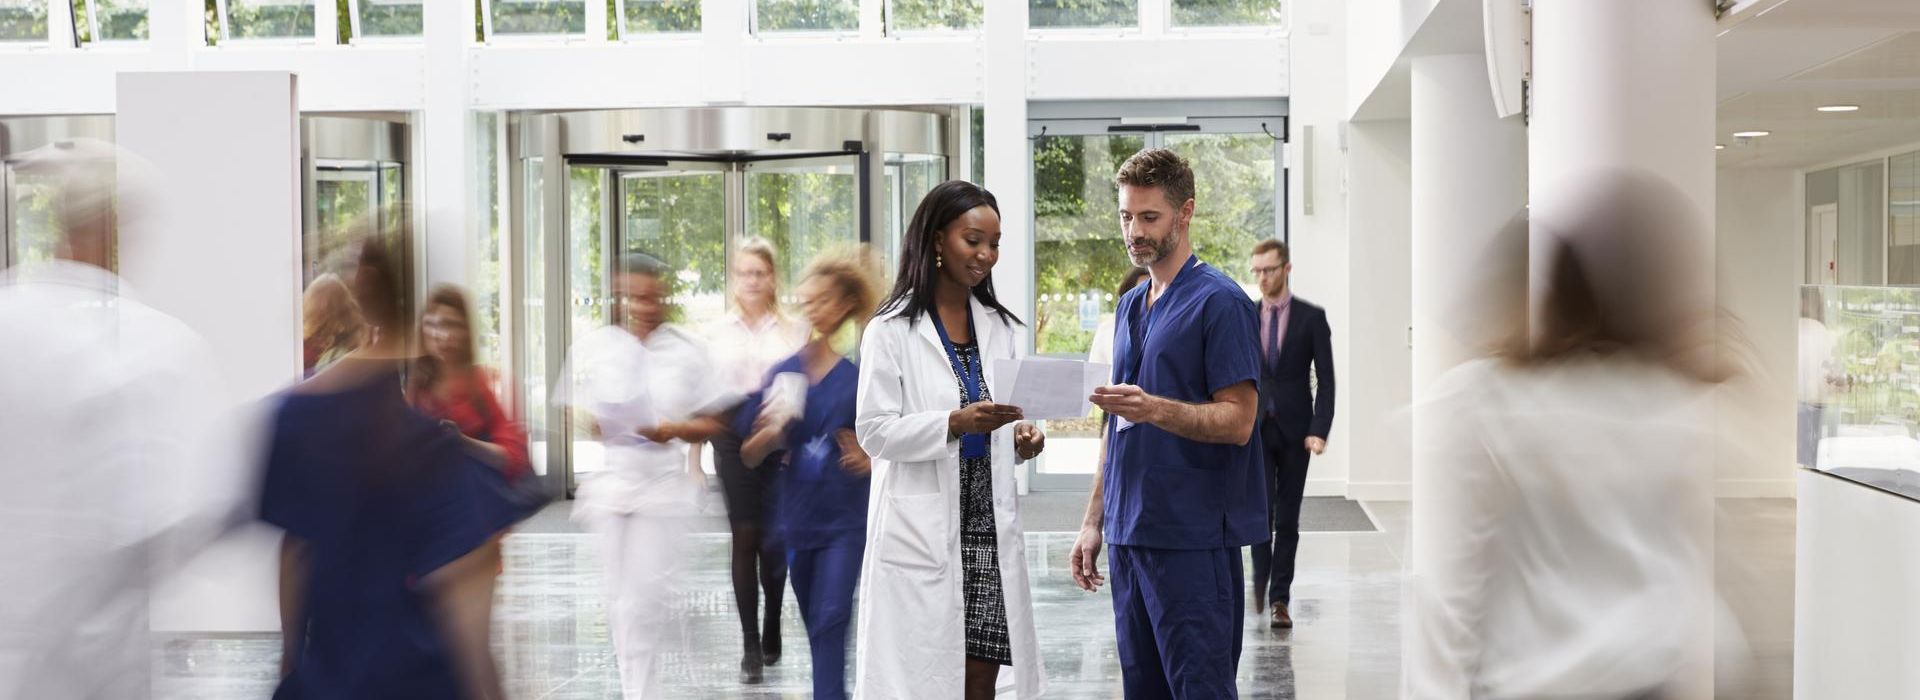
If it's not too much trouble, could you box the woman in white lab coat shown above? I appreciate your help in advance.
[854,180,1047,700]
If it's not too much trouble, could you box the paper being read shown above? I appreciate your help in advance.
[559,325,657,436]
[991,358,1112,421]
[764,372,808,428]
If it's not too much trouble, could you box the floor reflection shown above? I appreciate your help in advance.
[155,527,1403,699]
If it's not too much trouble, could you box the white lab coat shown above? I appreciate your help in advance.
[1403,357,1718,700]
[853,298,1045,699]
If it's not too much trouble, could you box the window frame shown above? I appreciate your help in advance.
[1026,109,1287,359]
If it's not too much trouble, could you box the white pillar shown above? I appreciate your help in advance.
[1409,53,1526,389]
[983,0,1029,493]
[1529,0,1716,287]
[1527,2,1716,696]
[1405,52,1527,676]
[420,0,474,290]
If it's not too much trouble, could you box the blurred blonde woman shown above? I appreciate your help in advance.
[699,237,809,682]
[302,272,364,376]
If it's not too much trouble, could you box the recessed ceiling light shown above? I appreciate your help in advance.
[1715,144,1726,150]
[1733,130,1772,138]
[1818,105,1860,113]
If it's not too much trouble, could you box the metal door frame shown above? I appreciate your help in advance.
[511,106,953,498]
[1022,109,1289,492]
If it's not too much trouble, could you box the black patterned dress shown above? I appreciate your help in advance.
[953,340,1013,666]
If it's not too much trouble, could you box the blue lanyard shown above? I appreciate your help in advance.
[930,307,989,460]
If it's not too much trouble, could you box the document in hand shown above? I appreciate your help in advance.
[992,358,1112,420]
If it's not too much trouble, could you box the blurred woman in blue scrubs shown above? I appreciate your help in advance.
[735,250,882,700]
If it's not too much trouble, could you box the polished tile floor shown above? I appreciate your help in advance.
[152,499,1795,699]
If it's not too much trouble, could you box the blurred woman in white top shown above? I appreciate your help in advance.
[698,237,808,682]
[1405,171,1736,700]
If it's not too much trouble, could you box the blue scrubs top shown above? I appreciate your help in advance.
[1103,256,1269,550]
[733,353,871,550]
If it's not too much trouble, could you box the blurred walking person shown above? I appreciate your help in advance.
[0,140,246,700]
[302,273,364,377]
[735,250,881,700]
[699,237,808,682]
[261,234,518,700]
[1404,172,1726,700]
[563,253,733,698]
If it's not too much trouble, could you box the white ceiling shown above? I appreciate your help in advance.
[1717,0,1920,169]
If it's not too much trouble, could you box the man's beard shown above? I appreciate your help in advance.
[1126,234,1176,266]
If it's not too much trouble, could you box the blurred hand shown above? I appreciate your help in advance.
[1014,422,1046,460]
[1070,526,1105,592]
[1089,384,1163,425]
[950,401,1024,435]
[636,422,678,444]
[1305,437,1326,455]
[835,429,871,476]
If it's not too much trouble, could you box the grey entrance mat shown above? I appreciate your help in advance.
[516,492,1379,535]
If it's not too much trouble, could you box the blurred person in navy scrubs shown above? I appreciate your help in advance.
[0,140,248,700]
[1245,238,1335,628]
[1072,148,1268,699]
[734,249,882,700]
[261,233,518,700]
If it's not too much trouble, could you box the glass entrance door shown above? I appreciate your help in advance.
[533,154,869,495]
[306,159,404,285]
[2,162,63,269]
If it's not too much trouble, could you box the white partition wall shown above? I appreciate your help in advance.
[118,70,302,632]
[1796,470,1920,697]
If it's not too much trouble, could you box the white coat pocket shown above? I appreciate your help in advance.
[877,492,949,572]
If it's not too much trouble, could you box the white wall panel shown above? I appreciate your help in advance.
[118,70,302,633]
[1796,470,1920,697]
[1026,35,1286,100]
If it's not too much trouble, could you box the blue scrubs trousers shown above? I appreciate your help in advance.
[789,532,865,700]
[1109,544,1244,699]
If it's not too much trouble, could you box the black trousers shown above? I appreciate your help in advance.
[1249,418,1311,607]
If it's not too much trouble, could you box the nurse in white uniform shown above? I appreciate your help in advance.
[563,253,732,699]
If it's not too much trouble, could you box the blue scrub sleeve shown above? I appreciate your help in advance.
[1202,291,1263,397]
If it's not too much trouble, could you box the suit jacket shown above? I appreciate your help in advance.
[1259,297,1335,443]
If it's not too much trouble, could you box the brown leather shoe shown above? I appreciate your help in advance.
[1270,601,1293,629]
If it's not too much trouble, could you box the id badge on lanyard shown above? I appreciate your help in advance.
[931,309,990,460]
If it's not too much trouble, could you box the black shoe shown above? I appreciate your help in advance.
[740,649,765,684]
[762,617,782,665]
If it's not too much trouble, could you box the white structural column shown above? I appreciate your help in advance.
[1527,2,1717,698]
[1529,0,1716,273]
[982,0,1030,493]
[1406,48,1526,578]
[1409,53,1526,392]
[420,0,475,289]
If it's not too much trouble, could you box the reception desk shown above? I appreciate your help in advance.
[1795,286,1920,697]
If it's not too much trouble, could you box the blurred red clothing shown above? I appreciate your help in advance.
[412,364,531,480]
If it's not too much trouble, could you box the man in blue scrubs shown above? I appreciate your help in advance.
[1075,148,1269,698]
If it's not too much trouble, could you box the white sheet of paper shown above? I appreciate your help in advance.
[993,358,1113,420]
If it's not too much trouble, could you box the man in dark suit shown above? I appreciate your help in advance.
[1247,239,1335,629]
